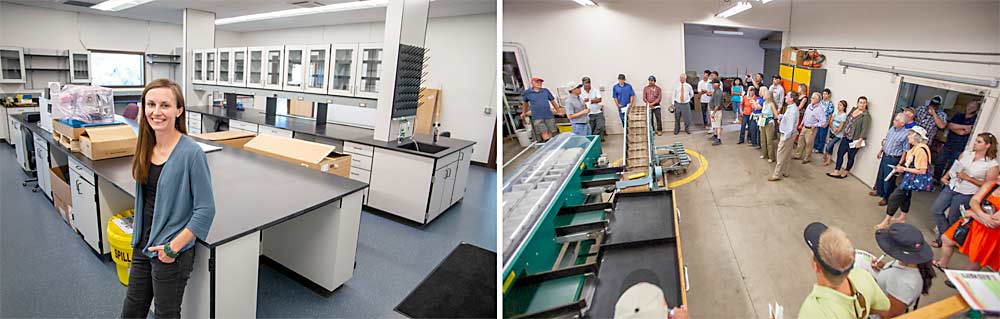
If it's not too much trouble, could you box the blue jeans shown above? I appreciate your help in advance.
[824,136,842,155]
[571,123,592,136]
[931,187,973,237]
[935,146,963,178]
[732,101,740,119]
[739,114,751,143]
[618,106,627,126]
[749,115,760,146]
[814,127,829,152]
[875,155,902,199]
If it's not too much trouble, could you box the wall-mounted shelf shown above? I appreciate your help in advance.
[193,83,377,108]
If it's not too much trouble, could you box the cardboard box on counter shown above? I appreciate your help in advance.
[50,165,72,225]
[243,134,350,177]
[191,131,256,149]
[79,125,137,160]
[53,119,86,152]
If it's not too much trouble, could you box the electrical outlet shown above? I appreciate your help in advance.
[484,106,492,115]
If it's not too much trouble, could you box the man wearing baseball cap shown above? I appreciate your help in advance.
[914,95,947,144]
[521,77,563,142]
[563,81,591,136]
[580,77,605,138]
[612,74,635,126]
[799,222,890,319]
[643,75,664,135]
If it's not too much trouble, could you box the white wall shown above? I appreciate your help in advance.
[0,2,182,93]
[684,34,765,78]
[503,0,791,134]
[788,1,1000,188]
[228,13,497,163]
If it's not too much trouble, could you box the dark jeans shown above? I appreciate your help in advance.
[749,117,760,146]
[651,107,663,131]
[739,114,751,143]
[935,146,964,178]
[698,101,709,125]
[122,246,196,319]
[886,187,913,216]
[875,155,902,199]
[835,138,859,171]
[931,187,973,236]
[814,127,829,152]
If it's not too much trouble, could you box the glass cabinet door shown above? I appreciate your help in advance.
[0,47,25,83]
[234,49,246,85]
[265,48,282,89]
[304,45,328,93]
[69,51,90,83]
[283,47,304,91]
[329,44,357,96]
[219,50,230,84]
[248,49,262,87]
[356,46,382,98]
[193,51,203,82]
[206,50,216,82]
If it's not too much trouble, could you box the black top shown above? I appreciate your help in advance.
[139,163,164,249]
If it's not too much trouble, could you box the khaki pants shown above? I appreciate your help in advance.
[795,126,818,161]
[760,121,777,161]
[773,132,798,179]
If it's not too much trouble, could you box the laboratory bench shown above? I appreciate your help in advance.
[184,105,477,224]
[14,113,368,318]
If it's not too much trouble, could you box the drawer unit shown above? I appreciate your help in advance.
[348,167,371,183]
[229,119,258,133]
[188,112,202,122]
[349,154,372,171]
[343,142,373,157]
[68,157,95,184]
[436,151,460,170]
[187,116,203,134]
[258,125,293,138]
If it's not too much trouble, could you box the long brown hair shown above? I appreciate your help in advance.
[979,132,998,161]
[132,79,187,182]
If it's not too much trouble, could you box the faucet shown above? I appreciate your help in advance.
[431,122,440,144]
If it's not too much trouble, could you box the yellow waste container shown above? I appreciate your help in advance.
[107,209,134,286]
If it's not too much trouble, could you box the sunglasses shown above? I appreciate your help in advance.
[850,279,869,319]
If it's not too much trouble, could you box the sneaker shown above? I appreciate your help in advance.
[737,141,745,144]
[712,140,721,146]
[768,176,780,181]
[674,131,679,135]
[768,159,774,163]
[732,119,739,124]
[760,155,765,159]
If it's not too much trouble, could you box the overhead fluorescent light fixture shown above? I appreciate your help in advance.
[715,1,752,18]
[760,0,773,3]
[215,0,389,25]
[90,0,155,11]
[713,30,744,36]
[571,0,597,6]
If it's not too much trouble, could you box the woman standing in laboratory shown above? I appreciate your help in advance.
[122,79,216,318]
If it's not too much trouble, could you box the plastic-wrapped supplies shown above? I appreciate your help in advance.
[54,85,115,124]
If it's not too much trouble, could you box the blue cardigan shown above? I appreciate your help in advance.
[131,135,216,258]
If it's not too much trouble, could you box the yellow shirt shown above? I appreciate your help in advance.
[798,268,891,319]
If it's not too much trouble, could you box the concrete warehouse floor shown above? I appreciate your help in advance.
[503,112,974,318]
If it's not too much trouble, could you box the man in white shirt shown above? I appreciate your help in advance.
[672,73,695,135]
[580,76,604,137]
[771,75,785,111]
[697,70,711,127]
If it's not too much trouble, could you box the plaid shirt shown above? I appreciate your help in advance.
[883,126,911,157]
[915,105,947,139]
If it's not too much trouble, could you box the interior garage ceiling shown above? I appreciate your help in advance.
[0,0,497,32]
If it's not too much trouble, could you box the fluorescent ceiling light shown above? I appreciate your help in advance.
[215,0,389,25]
[760,0,773,3]
[90,0,155,11]
[715,1,752,18]
[713,30,744,36]
[571,0,597,6]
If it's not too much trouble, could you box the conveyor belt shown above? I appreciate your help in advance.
[604,190,677,247]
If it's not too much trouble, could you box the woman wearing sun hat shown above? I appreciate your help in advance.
[870,223,936,318]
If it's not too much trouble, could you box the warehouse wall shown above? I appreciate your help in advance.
[503,0,791,134]
[229,13,498,163]
[684,34,765,79]
[788,1,1000,188]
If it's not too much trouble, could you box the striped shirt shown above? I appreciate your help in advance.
[883,126,911,157]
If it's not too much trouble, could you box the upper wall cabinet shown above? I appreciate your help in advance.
[232,48,247,87]
[69,51,91,83]
[263,46,284,90]
[328,43,358,96]
[304,44,330,94]
[355,44,383,99]
[193,49,205,84]
[0,47,26,84]
[247,47,264,88]
[218,48,232,85]
[205,49,217,85]
[282,45,306,92]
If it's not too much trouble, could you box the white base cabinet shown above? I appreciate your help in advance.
[367,145,473,224]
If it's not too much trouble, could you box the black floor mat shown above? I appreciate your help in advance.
[606,190,676,246]
[395,242,497,318]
